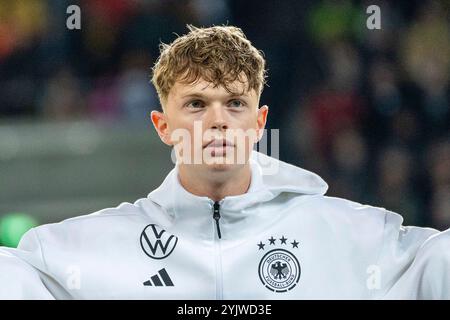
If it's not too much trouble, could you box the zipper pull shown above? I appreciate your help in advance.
[213,201,222,239]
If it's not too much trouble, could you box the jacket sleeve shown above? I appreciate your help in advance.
[0,227,62,299]
[379,212,450,299]
[0,246,55,299]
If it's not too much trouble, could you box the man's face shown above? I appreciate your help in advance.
[151,77,268,174]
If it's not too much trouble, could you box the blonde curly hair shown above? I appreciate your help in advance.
[151,25,267,107]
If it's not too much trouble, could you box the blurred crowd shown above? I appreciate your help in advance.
[0,0,449,230]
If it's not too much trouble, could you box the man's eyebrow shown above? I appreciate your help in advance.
[180,92,250,99]
[179,93,206,99]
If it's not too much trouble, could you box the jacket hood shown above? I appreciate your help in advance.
[147,151,328,215]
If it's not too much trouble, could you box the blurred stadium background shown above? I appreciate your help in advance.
[0,0,449,247]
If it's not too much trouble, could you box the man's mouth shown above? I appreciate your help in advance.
[203,138,235,156]
[204,139,234,148]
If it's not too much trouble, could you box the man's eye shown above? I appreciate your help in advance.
[186,100,204,109]
[228,100,245,108]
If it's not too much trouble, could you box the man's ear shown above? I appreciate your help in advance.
[256,105,269,142]
[151,110,172,146]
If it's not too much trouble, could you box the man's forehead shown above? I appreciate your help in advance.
[170,78,256,98]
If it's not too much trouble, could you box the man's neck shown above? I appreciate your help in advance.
[177,163,252,202]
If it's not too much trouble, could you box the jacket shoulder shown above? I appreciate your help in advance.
[19,197,171,250]
[305,195,392,224]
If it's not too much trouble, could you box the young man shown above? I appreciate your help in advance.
[0,25,449,299]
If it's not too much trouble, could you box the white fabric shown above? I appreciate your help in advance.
[0,151,448,299]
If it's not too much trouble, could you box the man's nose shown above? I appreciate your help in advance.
[207,104,228,131]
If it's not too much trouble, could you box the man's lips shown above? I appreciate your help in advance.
[203,139,235,148]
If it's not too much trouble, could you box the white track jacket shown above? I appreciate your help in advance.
[0,151,449,299]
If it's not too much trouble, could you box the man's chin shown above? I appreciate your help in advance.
[205,161,236,172]
[203,155,249,171]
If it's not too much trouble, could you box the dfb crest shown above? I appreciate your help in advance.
[257,236,301,292]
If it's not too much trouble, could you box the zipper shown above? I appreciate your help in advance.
[211,200,223,300]
[213,201,222,239]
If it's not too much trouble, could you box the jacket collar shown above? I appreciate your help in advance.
[147,151,328,220]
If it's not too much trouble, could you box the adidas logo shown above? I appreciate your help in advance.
[143,268,174,287]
